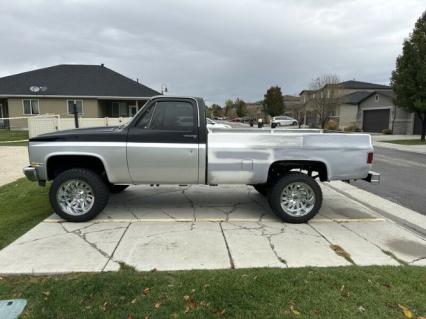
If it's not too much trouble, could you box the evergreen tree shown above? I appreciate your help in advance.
[391,11,426,140]
[263,86,285,117]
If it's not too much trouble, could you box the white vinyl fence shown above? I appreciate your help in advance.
[28,116,131,138]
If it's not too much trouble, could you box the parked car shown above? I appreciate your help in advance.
[207,118,232,129]
[272,116,298,126]
[24,96,379,223]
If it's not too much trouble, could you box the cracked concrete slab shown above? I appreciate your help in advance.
[1,184,425,274]
[110,222,230,271]
[310,222,400,266]
[342,221,426,264]
[0,222,128,274]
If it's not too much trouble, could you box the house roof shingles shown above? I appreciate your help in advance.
[339,80,391,90]
[0,64,160,98]
[343,90,395,105]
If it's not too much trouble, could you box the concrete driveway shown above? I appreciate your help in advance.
[0,184,425,274]
[0,146,28,186]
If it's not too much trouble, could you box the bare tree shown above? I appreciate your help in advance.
[308,74,342,128]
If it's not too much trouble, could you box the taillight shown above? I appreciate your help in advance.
[367,152,374,164]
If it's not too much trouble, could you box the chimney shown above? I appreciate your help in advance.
[101,63,104,67]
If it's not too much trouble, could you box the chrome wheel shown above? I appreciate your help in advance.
[280,182,315,217]
[56,179,95,216]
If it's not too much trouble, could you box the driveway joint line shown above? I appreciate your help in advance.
[219,222,235,269]
[101,222,131,272]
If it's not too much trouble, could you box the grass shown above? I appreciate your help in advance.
[0,141,28,146]
[383,139,426,145]
[0,180,425,318]
[0,129,28,142]
[0,178,50,249]
[0,266,424,318]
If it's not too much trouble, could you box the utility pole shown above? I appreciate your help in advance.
[73,101,79,128]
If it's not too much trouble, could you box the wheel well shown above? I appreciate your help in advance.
[46,155,107,181]
[267,160,328,183]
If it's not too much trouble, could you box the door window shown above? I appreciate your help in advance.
[137,101,195,131]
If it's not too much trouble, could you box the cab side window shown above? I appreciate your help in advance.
[137,101,195,131]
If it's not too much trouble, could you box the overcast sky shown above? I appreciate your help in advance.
[0,0,424,105]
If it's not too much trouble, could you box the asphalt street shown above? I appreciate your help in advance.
[352,146,426,216]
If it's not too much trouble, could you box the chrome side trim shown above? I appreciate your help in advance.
[127,142,200,148]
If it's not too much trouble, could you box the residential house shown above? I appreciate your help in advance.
[0,64,160,129]
[299,80,418,134]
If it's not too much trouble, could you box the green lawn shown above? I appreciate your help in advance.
[383,139,426,145]
[0,179,50,249]
[0,129,29,142]
[0,180,425,318]
[0,266,424,318]
[0,141,28,146]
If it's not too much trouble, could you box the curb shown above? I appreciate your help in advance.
[324,181,426,237]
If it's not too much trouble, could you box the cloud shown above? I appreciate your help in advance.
[0,0,424,104]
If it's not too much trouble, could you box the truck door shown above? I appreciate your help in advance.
[127,98,200,184]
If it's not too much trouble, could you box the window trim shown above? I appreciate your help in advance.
[375,94,380,102]
[22,99,40,115]
[67,99,84,115]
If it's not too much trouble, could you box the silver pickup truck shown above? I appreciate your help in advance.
[23,96,379,223]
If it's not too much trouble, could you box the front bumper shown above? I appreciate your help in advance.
[23,166,38,182]
[363,171,380,184]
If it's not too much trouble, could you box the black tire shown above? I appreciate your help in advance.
[292,121,298,126]
[109,184,129,194]
[268,172,322,223]
[49,168,109,222]
[253,184,268,196]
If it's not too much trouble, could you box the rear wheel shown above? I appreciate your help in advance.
[268,172,322,223]
[49,168,109,222]
[109,184,129,193]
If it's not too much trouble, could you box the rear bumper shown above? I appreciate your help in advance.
[23,166,38,182]
[363,171,380,184]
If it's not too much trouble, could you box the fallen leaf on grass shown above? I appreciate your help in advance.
[358,306,366,313]
[100,302,108,312]
[155,302,161,309]
[290,305,300,316]
[131,298,137,304]
[143,288,150,295]
[127,314,134,319]
[42,291,50,301]
[398,304,413,319]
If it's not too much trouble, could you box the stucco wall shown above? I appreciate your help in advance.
[338,104,357,128]
[8,98,99,118]
[7,97,99,128]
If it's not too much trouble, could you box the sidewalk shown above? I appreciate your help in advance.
[371,134,426,154]
[0,146,28,186]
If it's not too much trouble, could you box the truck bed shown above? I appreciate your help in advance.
[207,129,373,184]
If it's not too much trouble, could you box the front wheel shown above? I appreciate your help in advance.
[268,172,322,223]
[49,168,109,222]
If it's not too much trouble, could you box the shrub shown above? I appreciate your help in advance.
[325,120,338,130]
[382,128,392,135]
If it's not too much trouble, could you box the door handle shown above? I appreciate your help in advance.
[184,134,197,139]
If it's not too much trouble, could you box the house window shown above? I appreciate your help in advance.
[67,100,83,115]
[375,95,380,102]
[23,99,40,115]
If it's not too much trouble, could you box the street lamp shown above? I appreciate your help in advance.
[161,84,168,95]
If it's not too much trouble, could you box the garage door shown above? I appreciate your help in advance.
[363,109,390,133]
